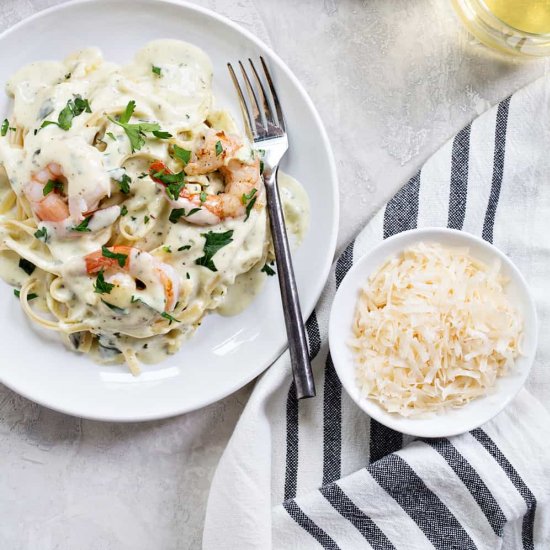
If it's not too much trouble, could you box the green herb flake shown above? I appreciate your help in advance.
[172,145,191,165]
[152,65,162,76]
[261,263,276,276]
[178,244,191,251]
[120,205,128,216]
[18,258,36,276]
[101,299,127,314]
[215,140,223,156]
[108,100,161,152]
[163,245,172,253]
[34,226,48,242]
[169,208,186,224]
[101,246,128,268]
[187,207,201,217]
[186,272,190,279]
[199,191,207,203]
[41,95,91,131]
[161,311,180,324]
[144,215,150,224]
[43,179,63,196]
[243,188,258,221]
[138,172,148,179]
[14,289,38,300]
[195,230,234,272]
[71,215,92,232]
[106,132,116,140]
[152,130,172,139]
[117,173,131,194]
[1,119,9,136]
[94,270,115,294]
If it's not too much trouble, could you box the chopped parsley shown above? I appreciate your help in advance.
[71,215,92,232]
[144,215,150,224]
[43,179,63,196]
[117,173,131,194]
[215,140,223,156]
[186,272,190,279]
[1,119,8,136]
[108,100,161,152]
[178,244,191,251]
[152,65,162,76]
[18,258,35,276]
[172,145,191,165]
[94,270,115,294]
[34,226,48,242]
[14,289,38,300]
[152,130,172,139]
[120,205,128,216]
[242,188,258,221]
[261,263,276,276]
[101,246,127,268]
[41,95,91,131]
[138,172,148,179]
[199,191,207,203]
[169,208,186,224]
[150,166,186,200]
[195,230,234,272]
[163,245,172,253]
[161,311,180,324]
[106,132,116,140]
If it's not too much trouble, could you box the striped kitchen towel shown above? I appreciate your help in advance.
[203,79,550,549]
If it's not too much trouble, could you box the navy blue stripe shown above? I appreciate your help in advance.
[320,483,395,549]
[482,97,511,243]
[369,454,477,550]
[383,171,421,239]
[448,124,471,230]
[369,421,403,464]
[471,428,536,550]
[284,380,299,501]
[283,500,341,549]
[323,354,341,485]
[425,438,506,536]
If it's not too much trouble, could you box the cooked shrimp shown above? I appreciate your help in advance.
[24,138,112,225]
[23,163,69,222]
[85,246,179,312]
[184,129,242,176]
[149,140,262,226]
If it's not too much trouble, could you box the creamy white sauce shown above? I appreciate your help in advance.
[0,40,310,369]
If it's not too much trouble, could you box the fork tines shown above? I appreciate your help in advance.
[227,57,286,142]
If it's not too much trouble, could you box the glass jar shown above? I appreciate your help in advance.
[452,0,550,56]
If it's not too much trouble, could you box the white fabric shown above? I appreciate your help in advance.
[203,78,550,549]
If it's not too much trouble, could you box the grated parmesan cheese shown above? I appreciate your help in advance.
[349,242,522,416]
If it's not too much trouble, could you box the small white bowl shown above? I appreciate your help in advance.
[329,228,538,438]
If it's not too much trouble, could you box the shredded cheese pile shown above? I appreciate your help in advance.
[349,242,522,416]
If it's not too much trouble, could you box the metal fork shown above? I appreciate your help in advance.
[228,58,315,400]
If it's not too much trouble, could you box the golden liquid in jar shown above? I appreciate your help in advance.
[483,0,550,34]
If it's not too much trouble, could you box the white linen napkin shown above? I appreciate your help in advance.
[203,77,550,550]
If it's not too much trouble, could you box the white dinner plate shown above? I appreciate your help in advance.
[0,0,338,421]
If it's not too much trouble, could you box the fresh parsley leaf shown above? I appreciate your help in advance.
[1,119,8,136]
[43,179,63,196]
[163,245,172,253]
[195,230,234,272]
[94,270,115,294]
[106,132,116,140]
[101,299,127,314]
[243,188,258,221]
[166,180,185,201]
[101,246,127,268]
[199,191,207,203]
[261,263,276,276]
[169,208,186,224]
[138,172,148,179]
[14,289,38,300]
[34,226,48,242]
[18,258,35,276]
[120,205,128,216]
[161,311,180,324]
[152,130,172,139]
[241,188,257,205]
[71,216,92,232]
[41,95,91,131]
[172,145,191,165]
[178,244,191,251]
[117,173,131,194]
[144,215,150,224]
[188,207,201,216]
[215,140,223,156]
[152,65,162,76]
[119,100,135,124]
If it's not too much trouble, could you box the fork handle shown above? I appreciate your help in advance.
[263,168,315,399]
